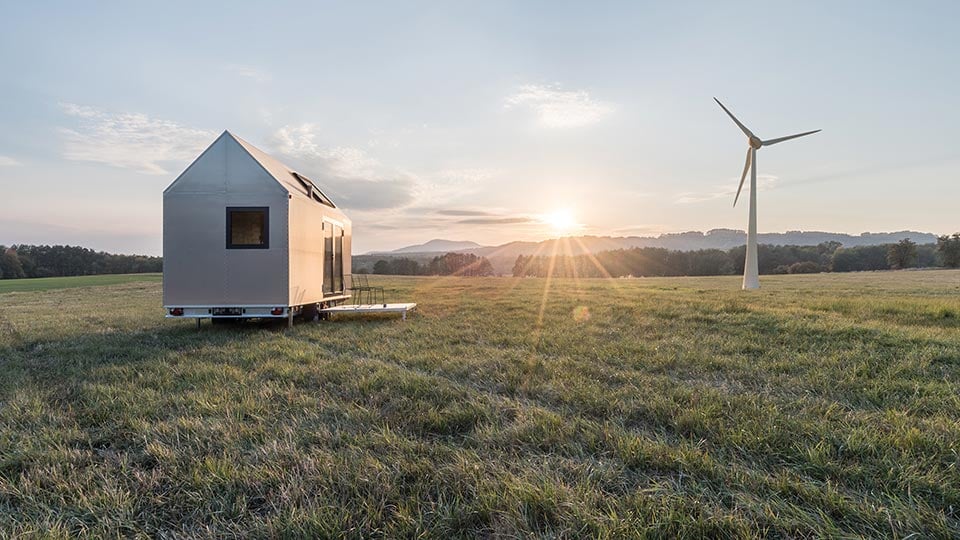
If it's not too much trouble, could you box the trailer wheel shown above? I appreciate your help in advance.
[301,303,320,321]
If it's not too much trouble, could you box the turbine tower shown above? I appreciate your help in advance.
[714,98,820,290]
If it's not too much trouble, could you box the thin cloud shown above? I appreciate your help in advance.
[271,124,322,155]
[224,64,271,83]
[0,156,21,167]
[325,176,416,211]
[270,125,502,212]
[432,168,497,184]
[411,168,498,210]
[57,103,215,174]
[269,124,413,210]
[436,209,495,217]
[363,219,452,231]
[271,124,380,177]
[778,153,960,189]
[60,103,99,118]
[505,84,613,128]
[675,175,778,204]
[322,146,381,178]
[458,216,535,225]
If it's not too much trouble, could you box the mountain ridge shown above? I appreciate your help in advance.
[374,230,939,256]
[374,238,486,254]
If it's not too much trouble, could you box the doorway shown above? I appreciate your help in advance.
[323,222,344,295]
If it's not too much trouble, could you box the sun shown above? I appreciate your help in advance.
[542,208,579,234]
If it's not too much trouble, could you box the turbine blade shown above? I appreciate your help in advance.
[714,97,754,139]
[762,129,821,146]
[733,147,751,207]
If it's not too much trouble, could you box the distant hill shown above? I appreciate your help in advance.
[357,230,941,275]
[378,239,485,254]
[469,230,939,258]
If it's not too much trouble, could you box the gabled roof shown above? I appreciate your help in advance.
[227,131,338,208]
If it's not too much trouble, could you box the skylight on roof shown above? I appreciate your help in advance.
[291,172,336,208]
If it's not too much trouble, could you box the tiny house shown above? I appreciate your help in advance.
[163,131,351,324]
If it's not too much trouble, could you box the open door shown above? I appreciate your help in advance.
[323,224,334,294]
[323,222,345,295]
[333,225,344,293]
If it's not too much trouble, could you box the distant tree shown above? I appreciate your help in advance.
[16,251,36,276]
[473,257,495,277]
[916,244,938,268]
[755,244,822,274]
[391,258,421,275]
[0,244,161,279]
[368,257,429,275]
[0,249,25,279]
[887,239,918,269]
[428,253,494,276]
[354,268,370,274]
[937,233,960,268]
[816,241,843,268]
[817,241,842,254]
[687,249,730,276]
[788,261,821,274]
[503,241,947,279]
[512,255,527,277]
[831,245,889,272]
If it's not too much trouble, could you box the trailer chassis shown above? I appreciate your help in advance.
[165,295,350,328]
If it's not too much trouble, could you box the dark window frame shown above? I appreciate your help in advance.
[226,206,270,249]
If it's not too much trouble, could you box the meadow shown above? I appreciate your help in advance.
[0,273,162,294]
[0,270,958,538]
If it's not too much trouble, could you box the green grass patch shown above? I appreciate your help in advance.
[0,270,958,537]
[0,273,161,294]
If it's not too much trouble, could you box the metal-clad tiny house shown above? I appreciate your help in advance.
[163,131,351,324]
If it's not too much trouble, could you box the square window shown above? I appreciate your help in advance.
[226,207,269,249]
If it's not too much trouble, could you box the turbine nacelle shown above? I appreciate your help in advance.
[749,136,763,150]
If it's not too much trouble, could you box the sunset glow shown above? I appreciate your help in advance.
[0,4,956,257]
[542,209,579,234]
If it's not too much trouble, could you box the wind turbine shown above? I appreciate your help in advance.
[714,97,820,290]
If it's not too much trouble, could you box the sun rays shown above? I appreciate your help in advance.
[372,207,633,359]
[539,208,582,236]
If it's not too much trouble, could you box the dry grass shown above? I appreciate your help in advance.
[1,270,958,537]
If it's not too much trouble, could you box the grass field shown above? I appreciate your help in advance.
[0,273,162,294]
[1,270,958,537]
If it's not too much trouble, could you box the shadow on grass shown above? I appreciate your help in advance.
[2,315,342,401]
[1,312,413,417]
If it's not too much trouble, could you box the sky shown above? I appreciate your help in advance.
[1,1,958,255]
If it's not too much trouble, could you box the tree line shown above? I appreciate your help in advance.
[512,235,960,278]
[370,252,495,276]
[0,245,163,280]
[2,235,956,280]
